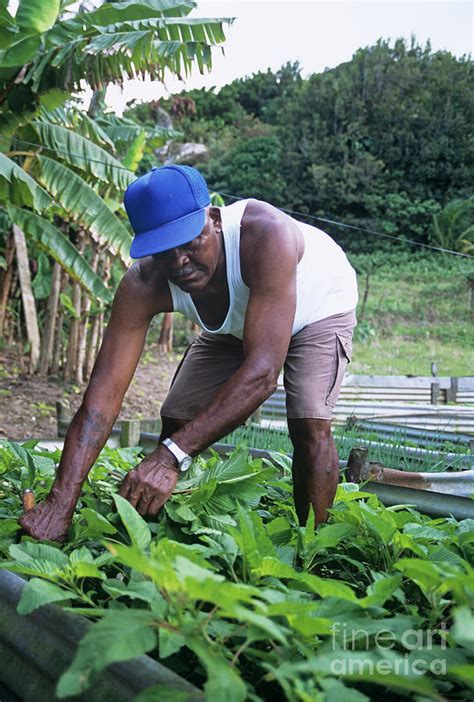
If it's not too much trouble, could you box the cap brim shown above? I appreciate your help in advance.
[130,208,206,258]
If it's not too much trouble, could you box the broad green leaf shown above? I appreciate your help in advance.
[359,505,396,544]
[393,532,428,558]
[71,561,106,580]
[39,88,70,111]
[359,574,404,607]
[17,577,73,614]
[133,686,190,702]
[0,560,63,579]
[159,628,185,659]
[451,606,474,652]
[33,156,132,263]
[341,670,438,698]
[102,578,159,604]
[231,505,276,573]
[299,572,358,602]
[447,664,474,687]
[266,516,292,545]
[403,523,451,541]
[254,556,299,580]
[9,440,36,486]
[1,34,41,66]
[7,206,113,303]
[31,121,134,190]
[0,153,51,211]
[320,678,370,702]
[0,519,21,539]
[395,558,443,593]
[78,0,196,27]
[186,635,247,702]
[10,541,69,567]
[311,522,358,550]
[112,494,151,550]
[56,610,157,697]
[78,508,117,538]
[123,128,146,171]
[285,614,333,637]
[199,450,256,485]
[15,0,60,33]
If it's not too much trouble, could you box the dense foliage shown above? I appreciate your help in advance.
[0,0,230,375]
[1,440,473,701]
[145,40,474,251]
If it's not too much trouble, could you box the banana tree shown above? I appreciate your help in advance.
[0,0,231,374]
[431,197,474,255]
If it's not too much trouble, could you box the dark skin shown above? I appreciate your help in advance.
[19,200,339,541]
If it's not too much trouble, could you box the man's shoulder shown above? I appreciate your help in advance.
[117,260,172,313]
[240,198,286,233]
[238,200,303,285]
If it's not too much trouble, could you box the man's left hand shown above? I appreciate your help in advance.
[119,445,179,516]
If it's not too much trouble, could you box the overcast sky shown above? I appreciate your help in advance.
[99,0,473,114]
[7,0,472,112]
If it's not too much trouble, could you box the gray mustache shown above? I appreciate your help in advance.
[173,266,195,277]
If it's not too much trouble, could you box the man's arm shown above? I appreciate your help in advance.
[120,210,301,515]
[20,265,167,541]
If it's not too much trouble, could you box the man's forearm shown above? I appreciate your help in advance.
[50,403,119,506]
[171,362,277,456]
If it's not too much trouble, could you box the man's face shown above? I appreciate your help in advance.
[153,210,221,291]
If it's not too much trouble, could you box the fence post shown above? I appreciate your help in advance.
[120,420,141,448]
[345,446,369,482]
[56,400,71,437]
[447,377,458,404]
[467,274,474,322]
[430,382,440,405]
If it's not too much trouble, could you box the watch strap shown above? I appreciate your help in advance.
[162,438,192,471]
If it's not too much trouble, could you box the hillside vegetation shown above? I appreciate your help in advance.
[129,38,474,254]
[349,252,474,376]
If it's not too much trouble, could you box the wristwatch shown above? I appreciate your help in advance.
[162,438,193,472]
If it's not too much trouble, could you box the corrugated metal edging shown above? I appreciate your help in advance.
[0,571,203,702]
[343,374,474,390]
[362,483,474,520]
[347,420,474,446]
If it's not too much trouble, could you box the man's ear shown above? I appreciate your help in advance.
[209,206,222,231]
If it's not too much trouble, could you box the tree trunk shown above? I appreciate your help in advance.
[16,312,25,375]
[12,224,40,373]
[95,254,111,354]
[5,265,18,346]
[38,261,61,376]
[87,87,107,118]
[76,291,91,385]
[64,282,81,381]
[65,230,88,382]
[51,269,66,375]
[158,312,174,352]
[0,231,15,336]
[51,310,64,375]
[75,243,97,385]
[85,313,100,379]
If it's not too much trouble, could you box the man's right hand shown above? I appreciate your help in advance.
[19,498,74,543]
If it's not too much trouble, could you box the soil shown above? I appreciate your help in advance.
[0,345,180,441]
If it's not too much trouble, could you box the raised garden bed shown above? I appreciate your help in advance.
[1,439,473,701]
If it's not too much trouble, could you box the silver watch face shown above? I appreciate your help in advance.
[180,456,193,472]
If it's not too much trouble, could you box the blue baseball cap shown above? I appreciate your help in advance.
[124,165,211,258]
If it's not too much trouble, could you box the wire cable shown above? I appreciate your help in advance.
[218,192,474,260]
[3,135,474,260]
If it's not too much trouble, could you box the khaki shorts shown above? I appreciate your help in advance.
[161,309,356,421]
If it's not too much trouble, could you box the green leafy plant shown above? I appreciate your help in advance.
[0,440,473,701]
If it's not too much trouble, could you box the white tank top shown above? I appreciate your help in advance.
[168,199,358,339]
